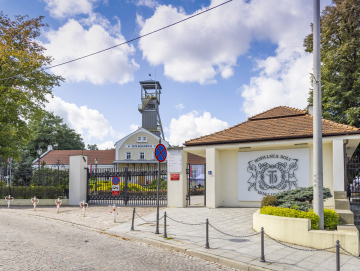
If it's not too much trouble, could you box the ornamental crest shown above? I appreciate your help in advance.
[247,154,299,195]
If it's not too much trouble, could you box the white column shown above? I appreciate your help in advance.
[69,155,88,205]
[206,148,221,208]
[333,139,345,191]
[167,149,187,207]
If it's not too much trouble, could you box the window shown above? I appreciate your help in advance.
[139,152,145,160]
[137,136,147,143]
[126,152,132,160]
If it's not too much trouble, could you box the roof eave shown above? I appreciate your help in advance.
[184,131,360,147]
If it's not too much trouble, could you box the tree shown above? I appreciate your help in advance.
[27,111,84,159]
[87,144,99,150]
[303,0,360,127]
[0,12,63,160]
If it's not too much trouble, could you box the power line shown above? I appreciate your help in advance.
[0,0,234,81]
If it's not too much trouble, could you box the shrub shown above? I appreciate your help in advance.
[0,180,6,187]
[274,187,332,212]
[147,179,167,190]
[260,206,320,230]
[324,208,340,230]
[261,195,277,208]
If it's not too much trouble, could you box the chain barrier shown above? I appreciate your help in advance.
[340,246,360,260]
[134,210,163,224]
[166,215,206,226]
[264,232,336,252]
[208,223,261,238]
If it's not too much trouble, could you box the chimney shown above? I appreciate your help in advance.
[47,145,53,151]
[307,105,313,116]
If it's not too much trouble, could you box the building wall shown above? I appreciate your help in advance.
[118,132,159,162]
[201,141,337,208]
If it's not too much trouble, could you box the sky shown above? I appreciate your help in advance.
[2,0,332,149]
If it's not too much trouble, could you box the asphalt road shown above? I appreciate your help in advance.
[0,211,236,271]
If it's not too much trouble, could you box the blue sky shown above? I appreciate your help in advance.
[2,0,332,148]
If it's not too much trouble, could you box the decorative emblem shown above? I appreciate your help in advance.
[247,154,299,195]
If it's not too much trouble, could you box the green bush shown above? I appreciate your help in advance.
[147,179,167,190]
[261,195,277,208]
[274,187,332,212]
[260,206,320,230]
[0,180,6,187]
[0,186,65,199]
[324,208,340,230]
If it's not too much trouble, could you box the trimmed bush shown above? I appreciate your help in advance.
[261,195,277,208]
[260,206,320,230]
[324,209,340,230]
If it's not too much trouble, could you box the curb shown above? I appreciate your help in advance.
[106,229,269,271]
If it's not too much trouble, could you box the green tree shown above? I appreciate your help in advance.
[303,0,360,127]
[0,12,63,161]
[27,111,84,159]
[87,144,99,150]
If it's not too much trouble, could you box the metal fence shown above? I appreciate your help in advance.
[88,164,167,206]
[0,167,69,199]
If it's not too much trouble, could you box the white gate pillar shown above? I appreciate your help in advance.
[167,148,187,207]
[69,155,88,205]
[206,147,221,208]
[333,139,345,192]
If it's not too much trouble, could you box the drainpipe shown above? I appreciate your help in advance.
[344,140,349,191]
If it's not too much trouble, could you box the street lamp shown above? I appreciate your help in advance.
[95,158,98,193]
[37,147,42,170]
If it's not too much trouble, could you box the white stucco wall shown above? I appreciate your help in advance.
[184,136,358,209]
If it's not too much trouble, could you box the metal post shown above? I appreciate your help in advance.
[163,212,167,238]
[131,207,135,231]
[95,163,98,194]
[156,139,161,234]
[313,0,324,229]
[205,218,210,249]
[204,163,206,206]
[336,240,340,271]
[260,227,266,262]
[125,167,129,206]
[156,159,160,234]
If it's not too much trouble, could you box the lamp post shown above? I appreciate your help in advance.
[313,0,324,230]
[95,158,98,193]
[37,147,42,170]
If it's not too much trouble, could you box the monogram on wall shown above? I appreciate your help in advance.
[238,149,310,201]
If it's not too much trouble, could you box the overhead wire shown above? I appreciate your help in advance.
[0,0,234,81]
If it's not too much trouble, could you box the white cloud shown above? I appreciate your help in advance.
[43,19,139,85]
[239,0,332,116]
[130,124,139,132]
[135,0,159,8]
[175,103,185,111]
[46,95,124,141]
[168,111,228,146]
[97,141,115,150]
[44,0,99,18]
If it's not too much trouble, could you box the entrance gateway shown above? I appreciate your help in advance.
[87,164,167,206]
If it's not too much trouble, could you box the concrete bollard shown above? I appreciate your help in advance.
[31,196,39,210]
[79,200,88,217]
[5,195,14,208]
[108,204,120,222]
[55,198,62,213]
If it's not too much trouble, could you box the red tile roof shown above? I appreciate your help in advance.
[36,150,115,165]
[184,106,360,146]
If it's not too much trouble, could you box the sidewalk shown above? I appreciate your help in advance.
[107,207,360,271]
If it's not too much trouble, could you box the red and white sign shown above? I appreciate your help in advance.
[170,174,180,181]
[112,184,120,196]
[112,190,120,196]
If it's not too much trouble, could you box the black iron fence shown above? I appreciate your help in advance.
[88,164,167,206]
[0,167,69,199]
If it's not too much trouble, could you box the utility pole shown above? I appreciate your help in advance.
[313,0,324,230]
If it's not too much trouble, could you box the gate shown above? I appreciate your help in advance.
[186,163,206,206]
[87,164,167,206]
[347,151,360,228]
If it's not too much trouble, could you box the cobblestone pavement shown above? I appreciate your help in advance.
[109,207,360,271]
[0,207,238,271]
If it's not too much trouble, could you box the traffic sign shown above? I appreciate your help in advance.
[112,176,120,185]
[155,144,167,162]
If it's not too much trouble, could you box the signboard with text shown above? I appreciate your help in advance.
[170,174,180,181]
[238,148,310,201]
